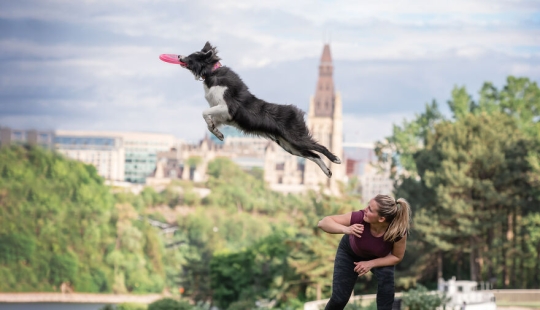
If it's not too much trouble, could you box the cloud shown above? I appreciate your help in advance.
[0,0,539,145]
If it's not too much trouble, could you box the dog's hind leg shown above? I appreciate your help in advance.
[202,105,231,141]
[306,154,332,178]
[312,143,341,164]
[273,137,333,178]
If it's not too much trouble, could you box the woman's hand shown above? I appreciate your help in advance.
[354,261,374,276]
[344,224,364,238]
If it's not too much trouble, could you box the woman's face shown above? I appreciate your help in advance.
[363,199,385,224]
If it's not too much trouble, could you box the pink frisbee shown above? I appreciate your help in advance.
[159,54,186,65]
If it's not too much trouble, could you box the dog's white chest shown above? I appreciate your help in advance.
[203,85,228,108]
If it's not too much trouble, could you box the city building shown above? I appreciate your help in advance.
[264,141,306,193]
[54,132,125,181]
[0,126,55,149]
[148,133,266,185]
[55,130,180,183]
[343,143,394,203]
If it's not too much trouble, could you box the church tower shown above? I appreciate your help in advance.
[304,44,344,194]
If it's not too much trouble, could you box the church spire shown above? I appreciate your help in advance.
[314,44,335,117]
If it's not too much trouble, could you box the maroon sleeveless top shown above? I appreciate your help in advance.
[348,210,401,259]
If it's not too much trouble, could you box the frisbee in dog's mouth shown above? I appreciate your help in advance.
[159,54,187,67]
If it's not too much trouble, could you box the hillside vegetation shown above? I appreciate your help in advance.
[1,76,539,309]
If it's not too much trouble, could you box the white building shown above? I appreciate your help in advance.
[438,277,497,310]
[343,143,394,203]
[55,130,181,183]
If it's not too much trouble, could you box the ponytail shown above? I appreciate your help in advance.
[373,195,412,242]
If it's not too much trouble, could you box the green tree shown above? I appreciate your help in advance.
[148,298,192,310]
[209,231,294,309]
[376,76,540,288]
[448,86,473,120]
[0,233,36,264]
[0,146,169,293]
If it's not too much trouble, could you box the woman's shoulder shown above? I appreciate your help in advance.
[350,209,364,225]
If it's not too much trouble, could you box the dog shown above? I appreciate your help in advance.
[176,42,341,178]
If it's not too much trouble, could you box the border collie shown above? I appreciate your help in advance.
[175,42,341,178]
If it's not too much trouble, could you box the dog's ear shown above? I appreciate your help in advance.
[203,49,214,59]
[201,41,213,52]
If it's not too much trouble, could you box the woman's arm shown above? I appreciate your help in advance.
[318,212,364,238]
[354,235,408,275]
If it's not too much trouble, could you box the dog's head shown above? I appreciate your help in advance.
[178,41,221,80]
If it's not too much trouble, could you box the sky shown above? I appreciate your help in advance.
[1,0,539,144]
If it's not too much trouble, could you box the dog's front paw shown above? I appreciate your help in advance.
[326,169,332,178]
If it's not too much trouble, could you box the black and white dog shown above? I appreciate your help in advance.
[176,42,341,178]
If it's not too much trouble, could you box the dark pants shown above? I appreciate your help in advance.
[325,235,395,310]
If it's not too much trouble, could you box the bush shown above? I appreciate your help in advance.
[49,252,79,286]
[117,303,147,310]
[226,300,256,310]
[148,298,193,310]
[100,304,146,310]
[401,285,448,310]
[183,189,201,206]
[0,233,36,264]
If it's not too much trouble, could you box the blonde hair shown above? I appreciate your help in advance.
[373,194,411,242]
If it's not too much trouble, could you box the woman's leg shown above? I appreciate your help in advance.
[325,236,361,310]
[371,265,395,310]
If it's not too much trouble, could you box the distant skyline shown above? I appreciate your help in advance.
[1,0,539,144]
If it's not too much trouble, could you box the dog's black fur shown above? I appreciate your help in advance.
[177,42,341,177]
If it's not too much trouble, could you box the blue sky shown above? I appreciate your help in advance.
[1,0,539,144]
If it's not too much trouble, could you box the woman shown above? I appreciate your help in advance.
[318,194,411,310]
